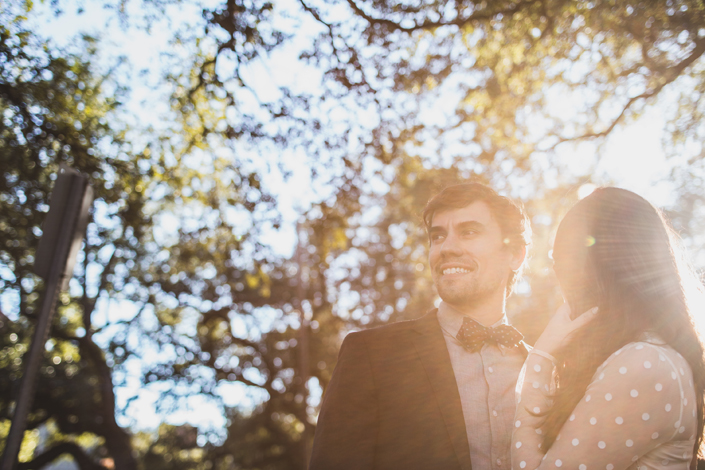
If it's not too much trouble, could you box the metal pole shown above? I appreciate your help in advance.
[0,262,64,470]
[0,166,92,470]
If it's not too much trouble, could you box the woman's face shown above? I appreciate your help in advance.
[553,211,597,317]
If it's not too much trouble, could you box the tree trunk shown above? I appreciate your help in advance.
[79,337,138,470]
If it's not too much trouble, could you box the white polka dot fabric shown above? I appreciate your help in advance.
[511,340,697,469]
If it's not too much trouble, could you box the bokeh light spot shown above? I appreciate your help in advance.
[578,183,597,199]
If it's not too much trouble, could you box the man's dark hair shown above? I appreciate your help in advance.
[422,183,532,294]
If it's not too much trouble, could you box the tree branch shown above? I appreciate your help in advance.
[17,442,107,470]
[546,37,705,151]
[345,0,540,32]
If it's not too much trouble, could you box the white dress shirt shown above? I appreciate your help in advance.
[437,302,527,470]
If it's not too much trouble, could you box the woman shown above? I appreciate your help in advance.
[512,187,705,470]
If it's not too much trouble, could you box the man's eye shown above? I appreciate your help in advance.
[431,234,445,242]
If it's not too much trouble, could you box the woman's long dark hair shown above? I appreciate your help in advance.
[542,188,705,465]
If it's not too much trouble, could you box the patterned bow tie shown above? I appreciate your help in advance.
[456,317,523,352]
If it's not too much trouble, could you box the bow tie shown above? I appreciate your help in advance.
[456,317,523,352]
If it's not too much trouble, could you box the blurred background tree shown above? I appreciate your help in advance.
[3,0,705,468]
[0,4,139,466]
[1,1,274,468]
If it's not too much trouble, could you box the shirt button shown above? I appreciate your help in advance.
[488,366,494,373]
[496,458,502,466]
[493,410,498,417]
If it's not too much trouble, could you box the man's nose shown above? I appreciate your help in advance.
[440,232,463,257]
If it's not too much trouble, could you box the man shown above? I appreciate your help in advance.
[309,183,532,470]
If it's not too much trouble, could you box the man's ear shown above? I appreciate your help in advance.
[510,245,527,272]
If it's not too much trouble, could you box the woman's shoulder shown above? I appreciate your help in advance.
[595,338,692,383]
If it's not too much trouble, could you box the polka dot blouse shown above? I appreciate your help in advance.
[512,339,697,470]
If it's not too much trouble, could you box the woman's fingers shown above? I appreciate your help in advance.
[571,306,598,328]
[555,302,572,320]
[534,305,598,354]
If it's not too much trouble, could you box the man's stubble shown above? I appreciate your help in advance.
[435,266,508,312]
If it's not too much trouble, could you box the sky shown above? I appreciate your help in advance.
[21,0,687,435]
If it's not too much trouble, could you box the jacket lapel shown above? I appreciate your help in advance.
[412,310,473,470]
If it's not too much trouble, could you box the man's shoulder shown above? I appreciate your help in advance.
[342,309,438,347]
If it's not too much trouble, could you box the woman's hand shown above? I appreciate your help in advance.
[533,303,598,355]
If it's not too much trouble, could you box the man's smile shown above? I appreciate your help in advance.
[439,262,477,276]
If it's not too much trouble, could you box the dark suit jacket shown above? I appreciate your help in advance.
[309,310,473,470]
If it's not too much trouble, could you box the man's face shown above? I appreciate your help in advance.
[428,201,523,310]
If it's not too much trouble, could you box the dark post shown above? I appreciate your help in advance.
[0,165,93,470]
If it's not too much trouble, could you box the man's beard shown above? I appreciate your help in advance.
[437,275,502,309]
